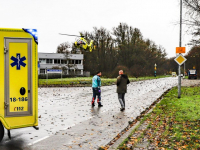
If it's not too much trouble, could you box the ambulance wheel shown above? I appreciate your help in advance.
[0,122,4,142]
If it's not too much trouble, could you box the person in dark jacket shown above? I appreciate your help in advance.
[116,70,130,111]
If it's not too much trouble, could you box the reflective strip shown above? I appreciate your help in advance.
[92,98,95,104]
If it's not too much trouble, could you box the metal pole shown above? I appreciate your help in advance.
[46,67,48,86]
[178,0,182,98]
[184,62,185,78]
[60,63,62,86]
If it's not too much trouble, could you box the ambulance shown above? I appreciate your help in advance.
[0,28,38,142]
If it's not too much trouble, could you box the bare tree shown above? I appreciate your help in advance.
[63,50,77,75]
[56,42,71,53]
[82,27,118,75]
[183,0,200,45]
[56,42,77,75]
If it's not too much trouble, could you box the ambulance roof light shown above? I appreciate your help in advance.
[23,28,38,44]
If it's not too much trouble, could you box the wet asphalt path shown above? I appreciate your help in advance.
[0,77,177,150]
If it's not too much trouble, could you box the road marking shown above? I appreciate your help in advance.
[63,123,76,130]
[3,140,10,144]
[28,136,49,146]
[102,110,107,113]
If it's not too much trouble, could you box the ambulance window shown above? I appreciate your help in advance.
[46,59,53,64]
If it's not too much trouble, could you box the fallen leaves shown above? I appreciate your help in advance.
[120,86,200,149]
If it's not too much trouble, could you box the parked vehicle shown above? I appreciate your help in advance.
[172,72,177,77]
[188,69,197,79]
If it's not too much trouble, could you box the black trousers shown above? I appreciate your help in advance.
[118,93,125,108]
[92,88,101,105]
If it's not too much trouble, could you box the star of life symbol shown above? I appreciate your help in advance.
[10,53,26,70]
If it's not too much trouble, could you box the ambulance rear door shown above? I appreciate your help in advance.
[4,38,32,117]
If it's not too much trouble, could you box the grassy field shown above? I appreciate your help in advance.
[118,86,200,149]
[38,75,167,87]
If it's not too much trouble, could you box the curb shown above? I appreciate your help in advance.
[108,121,140,150]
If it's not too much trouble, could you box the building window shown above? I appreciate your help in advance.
[54,59,60,64]
[75,60,81,64]
[61,60,67,64]
[39,59,46,64]
[46,59,53,64]
[40,69,45,74]
[69,60,74,64]
[75,69,81,74]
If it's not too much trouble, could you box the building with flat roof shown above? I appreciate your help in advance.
[38,52,84,75]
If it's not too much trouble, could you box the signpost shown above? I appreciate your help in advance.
[176,0,183,98]
[175,51,186,98]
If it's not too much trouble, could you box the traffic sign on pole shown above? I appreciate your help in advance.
[176,47,186,53]
[174,54,187,66]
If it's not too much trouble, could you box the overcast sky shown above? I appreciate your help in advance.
[0,0,193,58]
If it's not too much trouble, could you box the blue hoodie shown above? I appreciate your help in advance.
[92,75,101,88]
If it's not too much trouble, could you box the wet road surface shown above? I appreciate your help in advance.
[0,77,177,150]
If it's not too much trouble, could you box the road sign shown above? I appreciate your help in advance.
[176,47,185,53]
[47,69,62,74]
[174,54,187,65]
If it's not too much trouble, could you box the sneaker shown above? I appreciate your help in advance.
[98,104,103,107]
[92,103,95,107]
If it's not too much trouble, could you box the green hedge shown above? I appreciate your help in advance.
[38,74,84,79]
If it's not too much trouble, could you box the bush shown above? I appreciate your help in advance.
[111,65,131,78]
[38,74,84,79]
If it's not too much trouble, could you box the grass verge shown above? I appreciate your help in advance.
[38,75,167,87]
[118,86,200,149]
